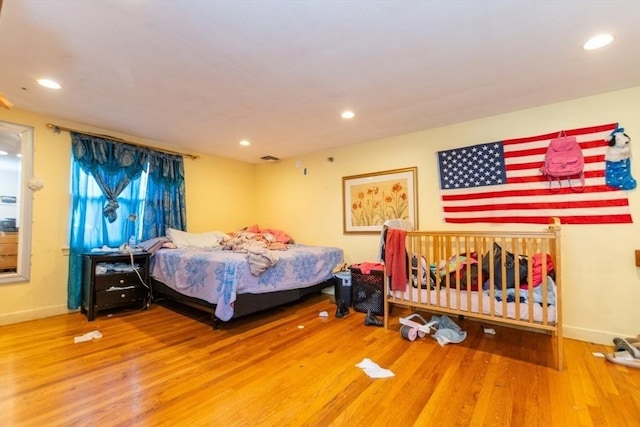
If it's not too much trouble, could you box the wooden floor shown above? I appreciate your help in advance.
[1,293,639,427]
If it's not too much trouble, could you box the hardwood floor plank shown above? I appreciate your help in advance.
[1,293,639,426]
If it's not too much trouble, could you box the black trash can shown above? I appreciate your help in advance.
[333,271,352,307]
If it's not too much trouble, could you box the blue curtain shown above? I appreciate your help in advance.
[71,132,148,222]
[67,133,148,309]
[142,152,187,239]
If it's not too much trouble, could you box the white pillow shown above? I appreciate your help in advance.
[166,228,230,248]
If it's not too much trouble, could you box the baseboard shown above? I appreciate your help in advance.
[563,324,634,346]
[0,305,76,326]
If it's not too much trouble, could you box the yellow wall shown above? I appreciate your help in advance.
[1,87,638,345]
[0,108,255,325]
[184,153,256,233]
[256,87,640,345]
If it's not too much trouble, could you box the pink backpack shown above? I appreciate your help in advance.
[541,131,585,192]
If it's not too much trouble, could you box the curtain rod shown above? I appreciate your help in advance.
[46,123,199,160]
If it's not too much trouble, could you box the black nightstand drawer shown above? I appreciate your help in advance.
[94,270,145,291]
[95,286,146,308]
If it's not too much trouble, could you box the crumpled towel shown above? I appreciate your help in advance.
[355,358,395,378]
[74,330,103,343]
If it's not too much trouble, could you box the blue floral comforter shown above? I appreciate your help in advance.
[150,244,344,321]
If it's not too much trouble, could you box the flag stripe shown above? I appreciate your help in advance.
[444,215,632,225]
[438,123,633,224]
[443,198,630,212]
[442,182,621,201]
[501,123,620,144]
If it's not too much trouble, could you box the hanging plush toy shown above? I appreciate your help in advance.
[605,128,636,190]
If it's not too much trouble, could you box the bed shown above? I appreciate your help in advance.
[384,217,563,370]
[150,242,344,326]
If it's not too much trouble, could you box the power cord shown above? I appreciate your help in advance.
[126,246,153,311]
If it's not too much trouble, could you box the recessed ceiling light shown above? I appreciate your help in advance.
[583,34,614,50]
[0,151,7,156]
[341,110,355,119]
[239,139,250,146]
[37,78,61,89]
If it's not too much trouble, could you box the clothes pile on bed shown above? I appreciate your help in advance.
[222,230,288,275]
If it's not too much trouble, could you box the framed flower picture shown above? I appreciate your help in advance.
[342,167,418,234]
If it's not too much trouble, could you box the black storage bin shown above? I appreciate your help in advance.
[350,266,384,315]
[333,271,352,307]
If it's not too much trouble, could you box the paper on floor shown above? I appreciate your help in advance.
[74,330,102,343]
[356,358,394,378]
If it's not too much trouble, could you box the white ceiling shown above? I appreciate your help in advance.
[1,1,639,164]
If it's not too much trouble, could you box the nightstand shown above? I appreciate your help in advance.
[0,231,18,272]
[82,251,151,321]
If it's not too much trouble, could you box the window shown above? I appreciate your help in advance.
[70,163,148,248]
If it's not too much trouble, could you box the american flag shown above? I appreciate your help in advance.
[437,123,633,224]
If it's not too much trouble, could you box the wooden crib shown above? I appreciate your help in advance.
[384,218,563,370]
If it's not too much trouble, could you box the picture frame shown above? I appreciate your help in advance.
[342,166,418,234]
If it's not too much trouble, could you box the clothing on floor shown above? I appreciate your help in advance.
[431,314,467,346]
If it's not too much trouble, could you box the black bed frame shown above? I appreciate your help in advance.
[150,277,332,328]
